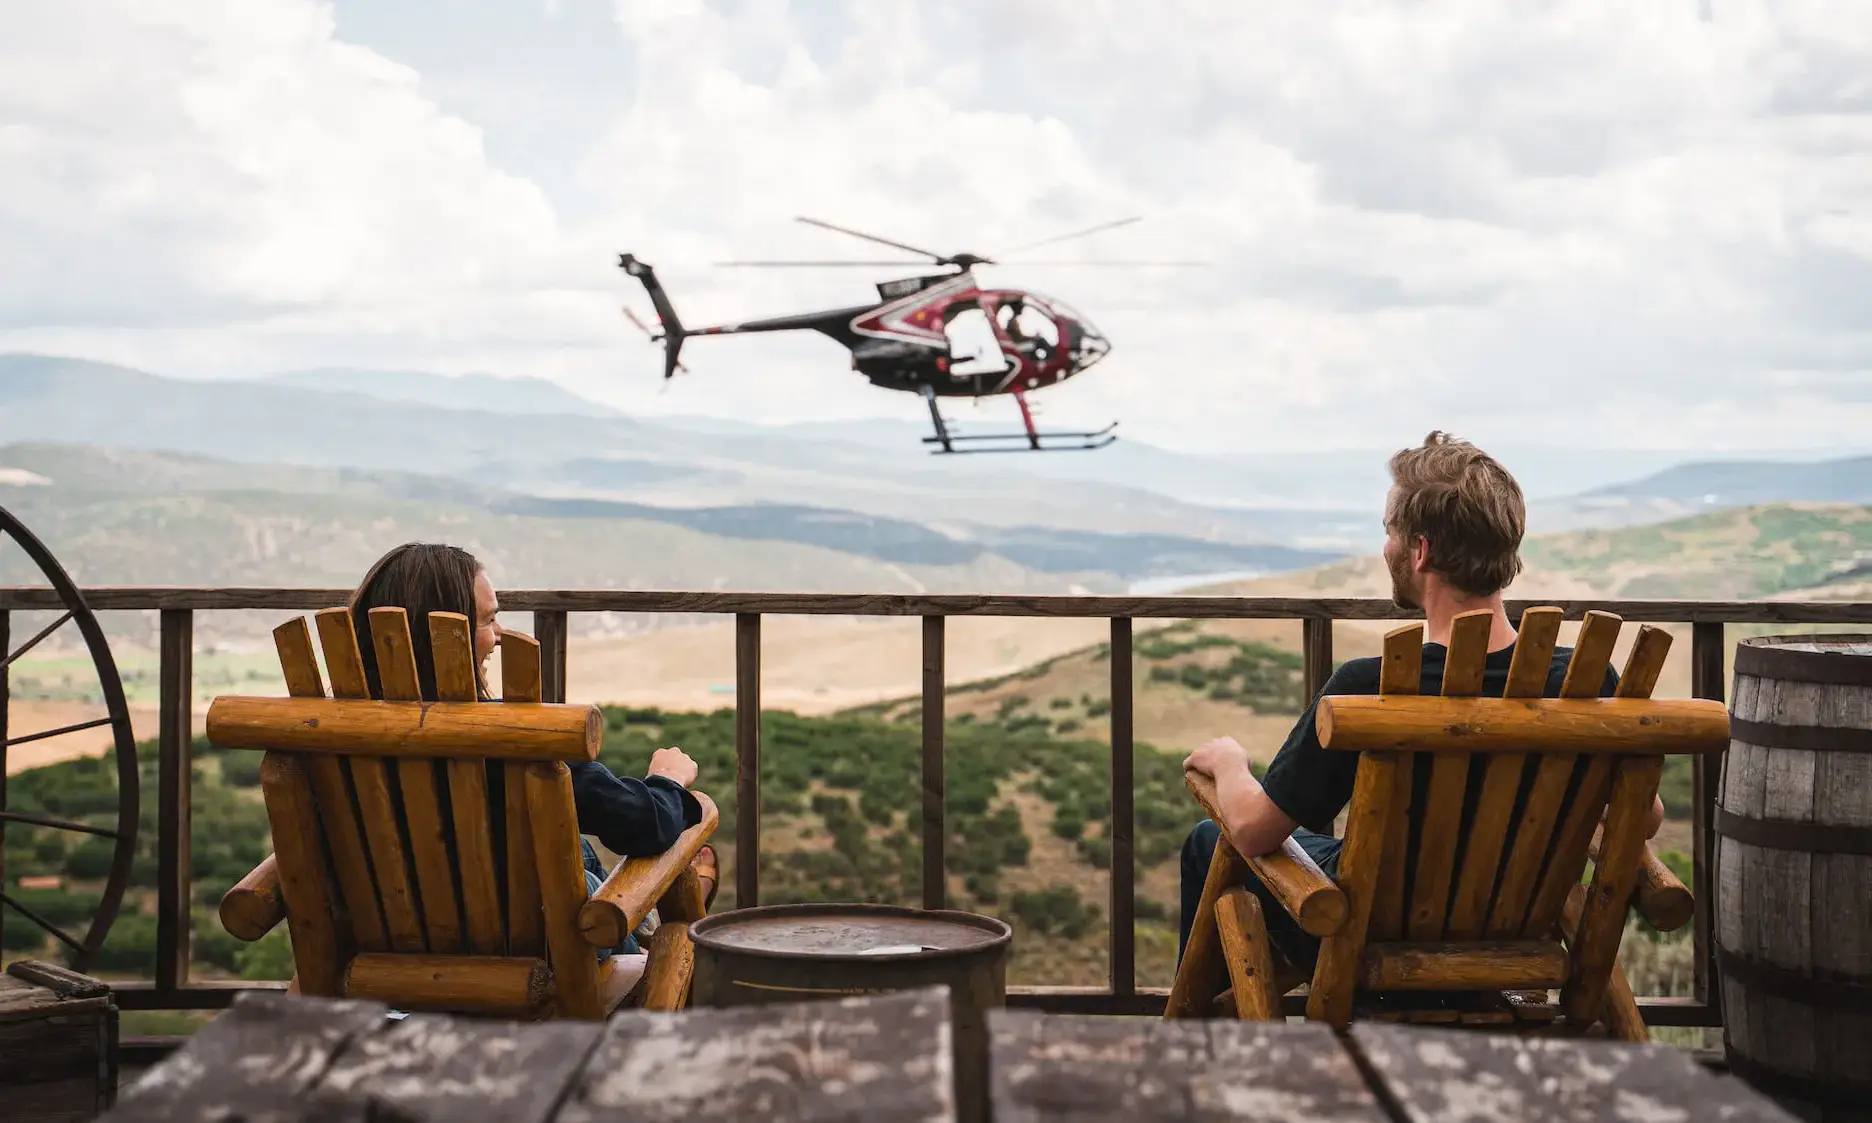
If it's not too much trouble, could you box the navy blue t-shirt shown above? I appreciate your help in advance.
[1260,641,1619,835]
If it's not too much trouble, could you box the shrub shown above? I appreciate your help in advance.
[1010,886,1101,939]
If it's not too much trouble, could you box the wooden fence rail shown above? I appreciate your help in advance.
[3,587,1870,1028]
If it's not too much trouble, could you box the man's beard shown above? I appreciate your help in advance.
[1387,547,1420,611]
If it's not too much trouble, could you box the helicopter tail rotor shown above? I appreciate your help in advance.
[618,253,689,379]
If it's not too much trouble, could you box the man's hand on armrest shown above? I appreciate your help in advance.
[1184,736,1298,858]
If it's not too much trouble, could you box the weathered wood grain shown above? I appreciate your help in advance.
[306,1013,603,1123]
[107,990,389,1122]
[1718,638,1872,1113]
[558,987,956,1123]
[1349,1020,1799,1122]
[0,965,116,1123]
[991,1008,1388,1122]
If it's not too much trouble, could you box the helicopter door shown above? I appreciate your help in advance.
[941,302,1011,377]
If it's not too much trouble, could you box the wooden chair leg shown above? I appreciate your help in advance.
[1599,960,1646,1043]
[637,921,697,1012]
[1560,883,1646,1042]
[1215,887,1280,1021]
[1165,834,1249,1019]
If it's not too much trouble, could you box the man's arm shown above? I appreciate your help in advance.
[1184,736,1297,858]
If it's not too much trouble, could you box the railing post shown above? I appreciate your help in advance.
[1108,617,1135,997]
[922,616,946,911]
[1690,620,1726,1013]
[1,610,9,954]
[157,609,194,993]
[532,611,568,703]
[1303,617,1334,699]
[735,613,761,909]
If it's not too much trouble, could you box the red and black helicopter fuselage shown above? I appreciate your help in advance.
[618,253,1117,452]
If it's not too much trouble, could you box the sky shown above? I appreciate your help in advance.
[5,1,1872,455]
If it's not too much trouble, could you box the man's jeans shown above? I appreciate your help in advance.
[1178,819,1342,974]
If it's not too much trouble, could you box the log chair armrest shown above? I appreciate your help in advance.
[579,791,719,949]
[1589,832,1693,932]
[1184,769,1348,938]
[220,854,286,941]
[1245,843,1349,938]
[1628,843,1693,931]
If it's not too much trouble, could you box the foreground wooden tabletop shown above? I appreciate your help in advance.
[104,987,1795,1122]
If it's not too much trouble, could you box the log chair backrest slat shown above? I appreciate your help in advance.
[248,607,581,1009]
[1319,607,1725,1020]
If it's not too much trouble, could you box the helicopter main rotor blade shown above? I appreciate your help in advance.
[714,259,938,267]
[984,259,1212,266]
[794,216,951,262]
[996,215,1142,257]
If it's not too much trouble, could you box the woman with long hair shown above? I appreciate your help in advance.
[348,543,716,952]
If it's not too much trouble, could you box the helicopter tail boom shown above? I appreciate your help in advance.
[617,254,689,379]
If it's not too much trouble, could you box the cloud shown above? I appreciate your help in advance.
[2,0,1871,455]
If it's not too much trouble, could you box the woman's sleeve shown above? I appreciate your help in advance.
[567,761,704,858]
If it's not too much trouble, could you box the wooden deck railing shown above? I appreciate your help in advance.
[4,586,1870,1027]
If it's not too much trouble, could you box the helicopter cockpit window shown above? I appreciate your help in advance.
[995,300,1061,351]
[941,302,1009,376]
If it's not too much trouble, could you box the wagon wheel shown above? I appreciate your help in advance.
[0,503,139,973]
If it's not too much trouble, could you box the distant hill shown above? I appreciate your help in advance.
[1520,502,1872,600]
[0,443,1342,581]
[264,368,619,417]
[0,353,1362,548]
[1530,454,1872,533]
[500,494,1341,577]
[0,446,1123,650]
[1589,456,1872,506]
[1197,501,1872,603]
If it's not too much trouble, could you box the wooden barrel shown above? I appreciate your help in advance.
[690,903,1011,1123]
[1715,635,1872,1121]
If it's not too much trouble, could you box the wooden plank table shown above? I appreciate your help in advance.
[101,987,1800,1123]
[102,987,957,1123]
[990,1011,1802,1122]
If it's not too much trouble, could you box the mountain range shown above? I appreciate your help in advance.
[6,351,1872,563]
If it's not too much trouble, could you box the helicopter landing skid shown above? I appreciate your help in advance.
[919,385,1117,454]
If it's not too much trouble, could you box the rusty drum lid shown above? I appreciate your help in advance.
[689,902,1012,962]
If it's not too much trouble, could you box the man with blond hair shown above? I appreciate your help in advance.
[1177,432,1662,973]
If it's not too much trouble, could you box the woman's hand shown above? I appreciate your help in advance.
[647,746,698,788]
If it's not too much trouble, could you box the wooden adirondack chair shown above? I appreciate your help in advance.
[1168,607,1727,1037]
[207,606,718,1020]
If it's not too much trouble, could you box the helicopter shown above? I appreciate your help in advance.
[616,215,1196,453]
